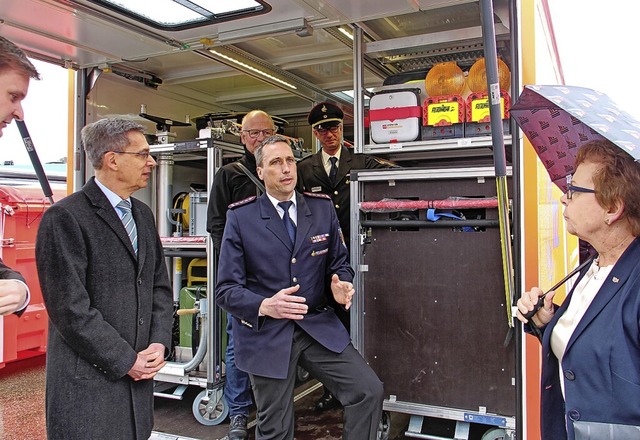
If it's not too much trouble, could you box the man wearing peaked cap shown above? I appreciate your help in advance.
[299,101,397,248]
[297,102,397,411]
[307,101,344,129]
[299,102,395,247]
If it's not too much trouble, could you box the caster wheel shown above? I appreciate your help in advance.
[192,389,229,426]
[481,428,507,440]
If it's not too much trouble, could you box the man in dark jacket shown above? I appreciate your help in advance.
[297,102,395,248]
[206,109,276,440]
[0,36,41,315]
[36,118,173,439]
[296,101,395,409]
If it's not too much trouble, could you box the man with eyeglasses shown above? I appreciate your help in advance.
[0,36,40,316]
[206,109,276,440]
[298,102,396,251]
[296,101,396,410]
[35,117,173,439]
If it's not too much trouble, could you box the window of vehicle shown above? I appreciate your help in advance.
[87,0,271,31]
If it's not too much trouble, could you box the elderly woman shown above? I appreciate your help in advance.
[517,139,640,440]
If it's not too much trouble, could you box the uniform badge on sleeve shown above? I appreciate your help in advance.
[339,228,347,248]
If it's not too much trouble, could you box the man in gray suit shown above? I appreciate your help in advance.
[0,36,41,315]
[36,118,173,439]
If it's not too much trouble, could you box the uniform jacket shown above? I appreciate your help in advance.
[538,237,640,440]
[215,191,354,379]
[206,149,262,253]
[35,177,173,440]
[296,146,393,243]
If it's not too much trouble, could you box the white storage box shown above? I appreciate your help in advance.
[369,88,422,144]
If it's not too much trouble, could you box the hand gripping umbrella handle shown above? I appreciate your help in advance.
[522,256,595,320]
[15,120,55,204]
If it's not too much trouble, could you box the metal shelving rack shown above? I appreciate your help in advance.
[151,136,244,425]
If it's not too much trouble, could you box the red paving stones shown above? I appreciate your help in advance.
[0,355,47,440]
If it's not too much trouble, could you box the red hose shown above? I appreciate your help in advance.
[359,197,499,212]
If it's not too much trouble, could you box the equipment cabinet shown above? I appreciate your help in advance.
[350,166,515,439]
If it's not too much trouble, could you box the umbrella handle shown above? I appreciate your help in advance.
[522,256,595,321]
[15,120,55,204]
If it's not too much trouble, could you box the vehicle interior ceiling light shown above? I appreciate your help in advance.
[207,49,297,90]
[89,0,267,28]
[338,27,353,40]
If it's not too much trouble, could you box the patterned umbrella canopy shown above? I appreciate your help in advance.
[511,85,640,191]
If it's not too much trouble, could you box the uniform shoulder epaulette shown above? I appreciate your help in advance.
[228,196,257,209]
[303,192,331,200]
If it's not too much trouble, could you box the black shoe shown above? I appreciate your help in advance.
[315,390,340,411]
[228,414,248,440]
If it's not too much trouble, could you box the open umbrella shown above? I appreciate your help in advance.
[511,85,640,191]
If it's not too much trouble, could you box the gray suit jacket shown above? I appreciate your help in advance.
[36,177,173,440]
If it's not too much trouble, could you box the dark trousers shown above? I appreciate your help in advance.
[250,326,384,440]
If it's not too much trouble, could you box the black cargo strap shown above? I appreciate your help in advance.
[235,162,265,196]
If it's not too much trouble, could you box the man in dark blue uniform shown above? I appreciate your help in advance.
[216,135,383,440]
[206,110,276,440]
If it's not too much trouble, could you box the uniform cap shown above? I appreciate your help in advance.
[308,102,343,129]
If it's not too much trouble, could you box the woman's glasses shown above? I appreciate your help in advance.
[565,175,596,200]
[566,184,596,200]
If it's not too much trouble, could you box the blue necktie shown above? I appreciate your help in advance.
[278,201,296,245]
[117,200,138,254]
[329,156,338,184]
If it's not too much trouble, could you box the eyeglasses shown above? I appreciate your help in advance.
[113,150,152,160]
[242,129,276,139]
[566,184,596,200]
[314,126,340,136]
